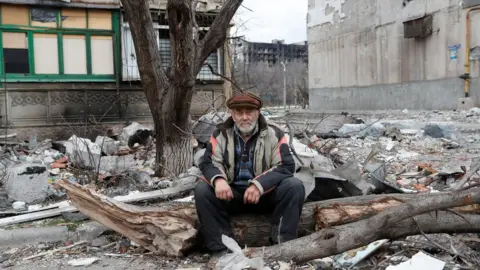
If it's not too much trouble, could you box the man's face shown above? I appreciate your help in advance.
[231,108,260,134]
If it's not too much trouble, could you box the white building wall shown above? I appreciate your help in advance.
[307,0,480,109]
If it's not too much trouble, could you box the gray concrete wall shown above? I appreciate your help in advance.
[310,77,480,110]
[0,82,226,140]
[307,0,480,110]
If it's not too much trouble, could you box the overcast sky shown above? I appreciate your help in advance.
[233,0,308,44]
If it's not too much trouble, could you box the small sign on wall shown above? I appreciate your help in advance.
[448,44,461,60]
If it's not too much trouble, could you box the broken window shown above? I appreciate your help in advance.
[31,7,58,27]
[403,14,433,39]
[2,32,30,74]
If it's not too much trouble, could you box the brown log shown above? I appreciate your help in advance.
[57,179,480,260]
[57,179,198,257]
[233,193,480,247]
[245,188,480,264]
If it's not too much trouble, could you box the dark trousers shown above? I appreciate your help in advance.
[194,177,305,251]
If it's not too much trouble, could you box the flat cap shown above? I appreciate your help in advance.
[226,91,263,109]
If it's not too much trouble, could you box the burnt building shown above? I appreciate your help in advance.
[232,38,307,66]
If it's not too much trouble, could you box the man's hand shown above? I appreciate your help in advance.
[244,184,261,204]
[214,178,233,201]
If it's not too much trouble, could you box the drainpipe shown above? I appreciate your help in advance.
[463,6,480,97]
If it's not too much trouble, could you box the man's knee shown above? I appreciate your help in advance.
[281,177,305,198]
[194,180,216,203]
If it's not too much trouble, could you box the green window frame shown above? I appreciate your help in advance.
[0,5,121,82]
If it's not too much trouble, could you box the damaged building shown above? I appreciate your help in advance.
[232,38,308,66]
[308,0,480,110]
[0,0,230,140]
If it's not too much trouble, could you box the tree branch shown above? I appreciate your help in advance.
[204,63,244,93]
[195,0,243,74]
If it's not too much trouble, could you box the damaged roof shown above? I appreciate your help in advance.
[0,0,224,12]
[0,0,120,9]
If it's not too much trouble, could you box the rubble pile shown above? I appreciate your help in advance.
[0,108,479,269]
[287,108,480,197]
[0,122,164,208]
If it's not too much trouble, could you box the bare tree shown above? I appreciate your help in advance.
[233,59,308,107]
[288,60,308,109]
[120,0,243,176]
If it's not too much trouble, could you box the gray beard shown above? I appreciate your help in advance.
[236,122,257,137]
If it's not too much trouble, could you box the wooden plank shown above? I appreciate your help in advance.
[88,10,111,30]
[1,5,28,26]
[3,32,28,49]
[112,181,196,203]
[61,8,87,29]
[0,204,59,217]
[0,181,197,227]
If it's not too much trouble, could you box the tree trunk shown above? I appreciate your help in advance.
[120,0,243,177]
[56,179,480,260]
[154,86,194,177]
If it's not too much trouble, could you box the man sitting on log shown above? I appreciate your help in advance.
[195,91,305,254]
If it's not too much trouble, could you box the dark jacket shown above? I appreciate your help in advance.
[199,114,295,194]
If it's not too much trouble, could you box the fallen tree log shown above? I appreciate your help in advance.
[233,192,480,247]
[57,179,480,260]
[245,187,480,264]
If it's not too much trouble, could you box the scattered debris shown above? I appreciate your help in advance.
[424,123,457,139]
[1,109,480,269]
[333,239,389,268]
[23,240,87,260]
[5,163,51,203]
[12,201,26,211]
[67,257,100,267]
[215,235,268,270]
[385,251,446,270]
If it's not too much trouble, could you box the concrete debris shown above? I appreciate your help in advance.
[67,257,100,267]
[95,136,120,155]
[154,179,172,189]
[468,107,480,116]
[75,221,110,241]
[64,135,102,168]
[384,126,404,141]
[61,211,89,222]
[424,123,457,139]
[12,201,26,211]
[338,122,386,137]
[1,109,480,269]
[90,236,109,247]
[126,170,153,188]
[5,163,51,204]
[99,154,138,173]
[120,122,149,142]
[0,225,70,248]
[385,252,445,270]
